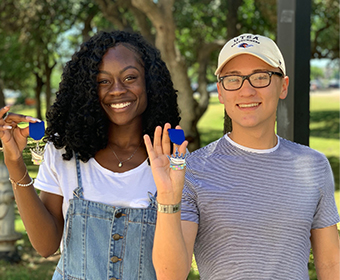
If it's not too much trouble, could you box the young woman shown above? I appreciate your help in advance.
[0,30,180,280]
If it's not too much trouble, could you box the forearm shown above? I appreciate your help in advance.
[153,211,191,280]
[6,158,63,257]
[311,225,340,280]
[315,261,340,280]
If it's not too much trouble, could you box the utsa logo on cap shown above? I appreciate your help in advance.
[238,43,254,49]
[215,33,286,77]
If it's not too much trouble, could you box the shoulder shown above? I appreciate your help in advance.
[279,137,328,163]
[43,142,78,170]
[186,137,228,173]
[278,137,331,177]
[187,137,225,161]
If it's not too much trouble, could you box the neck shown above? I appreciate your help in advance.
[228,126,277,150]
[108,123,143,149]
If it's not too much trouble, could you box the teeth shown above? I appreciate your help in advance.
[238,103,259,108]
[111,102,131,109]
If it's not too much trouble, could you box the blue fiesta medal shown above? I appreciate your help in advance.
[29,121,45,165]
[168,129,185,145]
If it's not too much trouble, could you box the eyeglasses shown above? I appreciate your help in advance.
[218,71,283,91]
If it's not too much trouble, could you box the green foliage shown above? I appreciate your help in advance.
[0,33,32,91]
[311,0,340,59]
[310,65,325,80]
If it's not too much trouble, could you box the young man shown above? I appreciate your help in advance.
[145,34,340,280]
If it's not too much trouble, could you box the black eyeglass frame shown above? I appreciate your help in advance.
[218,71,283,91]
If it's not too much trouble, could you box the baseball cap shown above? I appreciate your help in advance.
[215,34,286,77]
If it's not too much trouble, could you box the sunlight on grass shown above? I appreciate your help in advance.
[309,137,339,157]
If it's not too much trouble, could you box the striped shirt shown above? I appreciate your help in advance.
[181,135,340,280]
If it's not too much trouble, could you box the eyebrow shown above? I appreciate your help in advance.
[98,65,142,75]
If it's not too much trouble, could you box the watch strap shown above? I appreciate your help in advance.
[157,201,181,214]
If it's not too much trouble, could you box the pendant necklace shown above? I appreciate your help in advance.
[108,140,143,168]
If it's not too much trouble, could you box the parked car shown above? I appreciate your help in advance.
[328,79,340,88]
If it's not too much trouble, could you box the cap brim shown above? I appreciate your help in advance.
[215,51,282,76]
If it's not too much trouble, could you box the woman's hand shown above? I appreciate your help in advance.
[0,106,41,162]
[144,123,188,204]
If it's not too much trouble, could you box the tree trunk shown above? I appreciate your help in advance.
[131,0,200,150]
[34,73,44,120]
[0,80,5,108]
[223,0,243,134]
[82,13,95,43]
[95,0,134,31]
[44,59,56,112]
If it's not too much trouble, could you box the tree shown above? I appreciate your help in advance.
[311,0,339,59]
[0,0,105,118]
[1,0,337,146]
[0,31,33,107]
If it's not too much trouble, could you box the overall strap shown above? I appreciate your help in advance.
[72,153,84,199]
[147,191,158,209]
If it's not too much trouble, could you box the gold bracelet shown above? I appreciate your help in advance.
[13,169,28,184]
[157,201,181,214]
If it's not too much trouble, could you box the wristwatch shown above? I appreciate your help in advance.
[157,201,181,214]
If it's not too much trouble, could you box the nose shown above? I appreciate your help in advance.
[109,80,126,95]
[239,78,256,96]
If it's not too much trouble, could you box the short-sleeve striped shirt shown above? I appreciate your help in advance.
[181,135,340,280]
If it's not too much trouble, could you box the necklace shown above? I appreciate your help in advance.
[108,140,143,168]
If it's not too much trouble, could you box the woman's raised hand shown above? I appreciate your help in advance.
[144,123,188,204]
[0,106,41,162]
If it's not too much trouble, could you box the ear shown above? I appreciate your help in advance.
[279,76,289,100]
[217,82,225,104]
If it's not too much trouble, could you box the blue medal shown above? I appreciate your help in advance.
[168,129,185,145]
[29,121,45,165]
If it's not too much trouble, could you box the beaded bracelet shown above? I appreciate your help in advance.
[9,177,34,189]
[9,169,34,189]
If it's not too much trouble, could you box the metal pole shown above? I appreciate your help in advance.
[277,0,311,145]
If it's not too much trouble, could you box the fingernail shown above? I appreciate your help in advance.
[26,117,41,122]
[3,126,12,129]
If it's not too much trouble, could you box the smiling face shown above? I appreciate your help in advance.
[97,44,147,128]
[217,54,289,135]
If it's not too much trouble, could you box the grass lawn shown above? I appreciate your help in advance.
[1,92,339,280]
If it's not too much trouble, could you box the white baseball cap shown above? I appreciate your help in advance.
[215,34,286,77]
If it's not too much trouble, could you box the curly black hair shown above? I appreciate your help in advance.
[45,30,180,162]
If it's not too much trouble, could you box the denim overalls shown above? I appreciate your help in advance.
[52,156,158,280]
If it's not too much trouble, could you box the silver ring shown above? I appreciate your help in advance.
[2,112,8,120]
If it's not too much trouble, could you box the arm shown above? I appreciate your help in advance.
[153,217,197,280]
[311,224,340,280]
[0,106,64,257]
[144,123,197,279]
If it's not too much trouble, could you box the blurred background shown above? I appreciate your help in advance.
[0,0,339,279]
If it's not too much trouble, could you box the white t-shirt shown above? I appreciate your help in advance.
[34,143,157,219]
